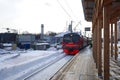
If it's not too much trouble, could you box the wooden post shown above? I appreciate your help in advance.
[93,28,95,62]
[93,26,97,67]
[95,27,98,67]
[114,21,118,60]
[93,28,95,61]
[103,6,110,80]
[111,23,113,57]
[97,20,99,69]
[97,19,102,78]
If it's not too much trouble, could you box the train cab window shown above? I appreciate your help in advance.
[72,35,79,42]
[63,37,72,42]
[63,33,80,43]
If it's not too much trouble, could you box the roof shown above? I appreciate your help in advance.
[82,0,120,22]
[82,0,94,21]
[55,31,71,37]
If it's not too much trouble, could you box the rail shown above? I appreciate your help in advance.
[17,53,67,80]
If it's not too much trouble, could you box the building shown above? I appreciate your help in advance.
[18,34,35,49]
[0,33,17,43]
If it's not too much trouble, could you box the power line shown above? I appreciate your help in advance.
[64,0,82,32]
[64,0,77,20]
[57,0,82,32]
[57,0,72,19]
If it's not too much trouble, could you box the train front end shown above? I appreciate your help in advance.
[62,33,81,55]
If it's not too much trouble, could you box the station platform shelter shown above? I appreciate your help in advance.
[81,0,120,80]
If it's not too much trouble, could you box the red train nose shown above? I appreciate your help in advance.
[63,49,79,55]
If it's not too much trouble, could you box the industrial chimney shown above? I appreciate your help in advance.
[68,21,72,33]
[41,24,44,40]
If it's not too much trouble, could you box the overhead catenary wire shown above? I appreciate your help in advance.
[57,0,73,32]
[57,0,82,32]
[57,0,73,20]
[64,0,78,20]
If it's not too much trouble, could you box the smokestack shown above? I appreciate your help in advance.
[68,21,72,33]
[41,24,44,40]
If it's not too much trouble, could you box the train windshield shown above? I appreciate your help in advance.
[63,34,80,43]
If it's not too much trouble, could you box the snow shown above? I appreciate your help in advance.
[28,55,72,80]
[0,42,119,80]
[0,48,62,69]
[35,43,49,45]
[55,31,82,38]
[3,43,12,47]
[55,31,70,37]
[0,53,20,62]
[0,47,66,80]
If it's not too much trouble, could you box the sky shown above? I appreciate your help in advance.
[0,0,91,34]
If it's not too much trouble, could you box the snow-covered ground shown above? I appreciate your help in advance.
[0,47,73,80]
[0,42,120,80]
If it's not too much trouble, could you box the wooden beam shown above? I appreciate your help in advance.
[110,11,120,22]
[92,28,94,59]
[111,23,113,57]
[95,26,97,66]
[85,0,94,1]
[97,19,102,78]
[103,5,110,80]
[114,21,118,60]
[103,0,112,6]
[93,26,97,66]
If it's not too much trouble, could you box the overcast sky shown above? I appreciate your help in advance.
[0,0,91,34]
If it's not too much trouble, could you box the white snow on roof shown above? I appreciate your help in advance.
[35,43,49,45]
[55,31,82,37]
[55,31,71,37]
[3,43,12,47]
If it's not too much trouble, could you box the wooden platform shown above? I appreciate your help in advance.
[51,47,98,80]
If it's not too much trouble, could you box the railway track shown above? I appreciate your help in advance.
[20,53,67,80]
[0,52,72,80]
[2,52,71,80]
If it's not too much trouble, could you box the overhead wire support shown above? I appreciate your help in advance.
[73,21,81,31]
[57,0,82,32]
